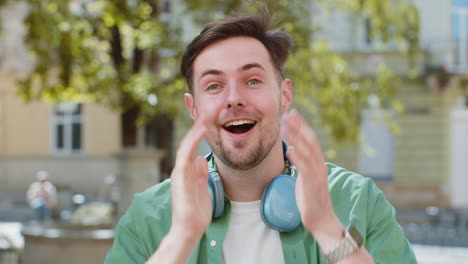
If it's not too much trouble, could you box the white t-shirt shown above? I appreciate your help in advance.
[222,200,285,264]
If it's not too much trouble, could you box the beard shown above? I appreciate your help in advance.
[209,121,280,171]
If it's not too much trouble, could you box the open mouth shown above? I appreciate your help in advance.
[223,120,256,134]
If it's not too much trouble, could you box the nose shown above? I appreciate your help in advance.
[226,83,247,108]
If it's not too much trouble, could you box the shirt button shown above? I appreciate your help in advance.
[210,240,216,247]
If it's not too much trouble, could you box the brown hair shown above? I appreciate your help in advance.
[180,10,293,92]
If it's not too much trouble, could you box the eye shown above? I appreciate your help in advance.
[247,79,261,85]
[207,83,221,91]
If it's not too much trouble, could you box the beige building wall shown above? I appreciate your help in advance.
[384,81,449,209]
[0,73,50,156]
[84,103,121,156]
[394,81,448,185]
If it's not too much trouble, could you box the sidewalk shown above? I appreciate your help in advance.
[413,244,468,264]
[0,191,34,223]
[1,221,468,263]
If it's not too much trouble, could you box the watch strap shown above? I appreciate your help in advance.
[323,225,362,264]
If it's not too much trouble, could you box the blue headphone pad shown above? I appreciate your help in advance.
[260,174,301,232]
[208,168,225,218]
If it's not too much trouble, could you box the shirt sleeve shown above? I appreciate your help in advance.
[365,180,417,264]
[104,200,150,264]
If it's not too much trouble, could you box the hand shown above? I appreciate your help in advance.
[146,110,220,264]
[168,118,212,243]
[281,110,343,245]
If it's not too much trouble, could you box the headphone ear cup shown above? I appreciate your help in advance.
[208,168,225,218]
[261,174,301,232]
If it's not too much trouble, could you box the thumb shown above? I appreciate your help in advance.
[285,146,299,169]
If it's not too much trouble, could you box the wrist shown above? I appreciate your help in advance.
[146,228,202,264]
[323,224,365,264]
[305,214,345,253]
[168,225,203,247]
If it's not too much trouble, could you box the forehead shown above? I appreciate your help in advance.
[192,36,274,79]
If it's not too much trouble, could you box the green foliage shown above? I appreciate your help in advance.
[6,0,419,148]
[19,0,185,120]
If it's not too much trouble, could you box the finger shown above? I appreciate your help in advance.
[195,156,209,186]
[282,110,324,163]
[286,144,328,188]
[176,102,222,164]
[195,156,213,215]
[285,146,300,168]
[195,100,223,128]
[176,122,207,164]
[285,145,313,175]
[284,128,324,166]
[282,114,325,180]
[283,109,316,145]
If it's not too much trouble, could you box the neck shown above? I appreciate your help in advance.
[215,139,285,202]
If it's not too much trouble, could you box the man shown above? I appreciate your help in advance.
[105,11,416,264]
[26,170,57,222]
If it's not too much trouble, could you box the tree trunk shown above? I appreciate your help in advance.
[121,109,174,181]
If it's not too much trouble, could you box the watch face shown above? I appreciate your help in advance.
[347,224,364,246]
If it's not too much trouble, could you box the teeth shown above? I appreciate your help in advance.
[224,119,255,127]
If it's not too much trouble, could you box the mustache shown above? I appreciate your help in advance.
[218,109,260,125]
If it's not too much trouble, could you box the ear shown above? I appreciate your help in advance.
[184,93,198,120]
[280,78,293,113]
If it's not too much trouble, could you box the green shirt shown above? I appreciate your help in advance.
[105,163,417,263]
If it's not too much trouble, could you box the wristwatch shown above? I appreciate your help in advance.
[323,224,363,264]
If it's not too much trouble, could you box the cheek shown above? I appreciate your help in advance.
[196,96,224,114]
[194,95,224,127]
[256,92,281,111]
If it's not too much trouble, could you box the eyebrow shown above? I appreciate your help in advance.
[241,63,265,72]
[199,63,266,81]
[199,69,223,80]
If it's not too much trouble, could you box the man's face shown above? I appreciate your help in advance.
[185,36,292,170]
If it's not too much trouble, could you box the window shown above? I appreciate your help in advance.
[452,0,468,72]
[51,103,83,155]
[359,109,395,180]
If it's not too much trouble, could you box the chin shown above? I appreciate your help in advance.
[214,140,269,170]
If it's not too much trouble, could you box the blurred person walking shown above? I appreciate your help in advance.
[26,170,57,222]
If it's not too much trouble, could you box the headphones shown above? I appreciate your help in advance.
[205,142,301,232]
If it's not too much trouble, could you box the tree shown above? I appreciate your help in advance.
[0,0,418,170]
[16,0,186,178]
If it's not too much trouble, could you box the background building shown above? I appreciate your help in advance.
[311,0,468,209]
